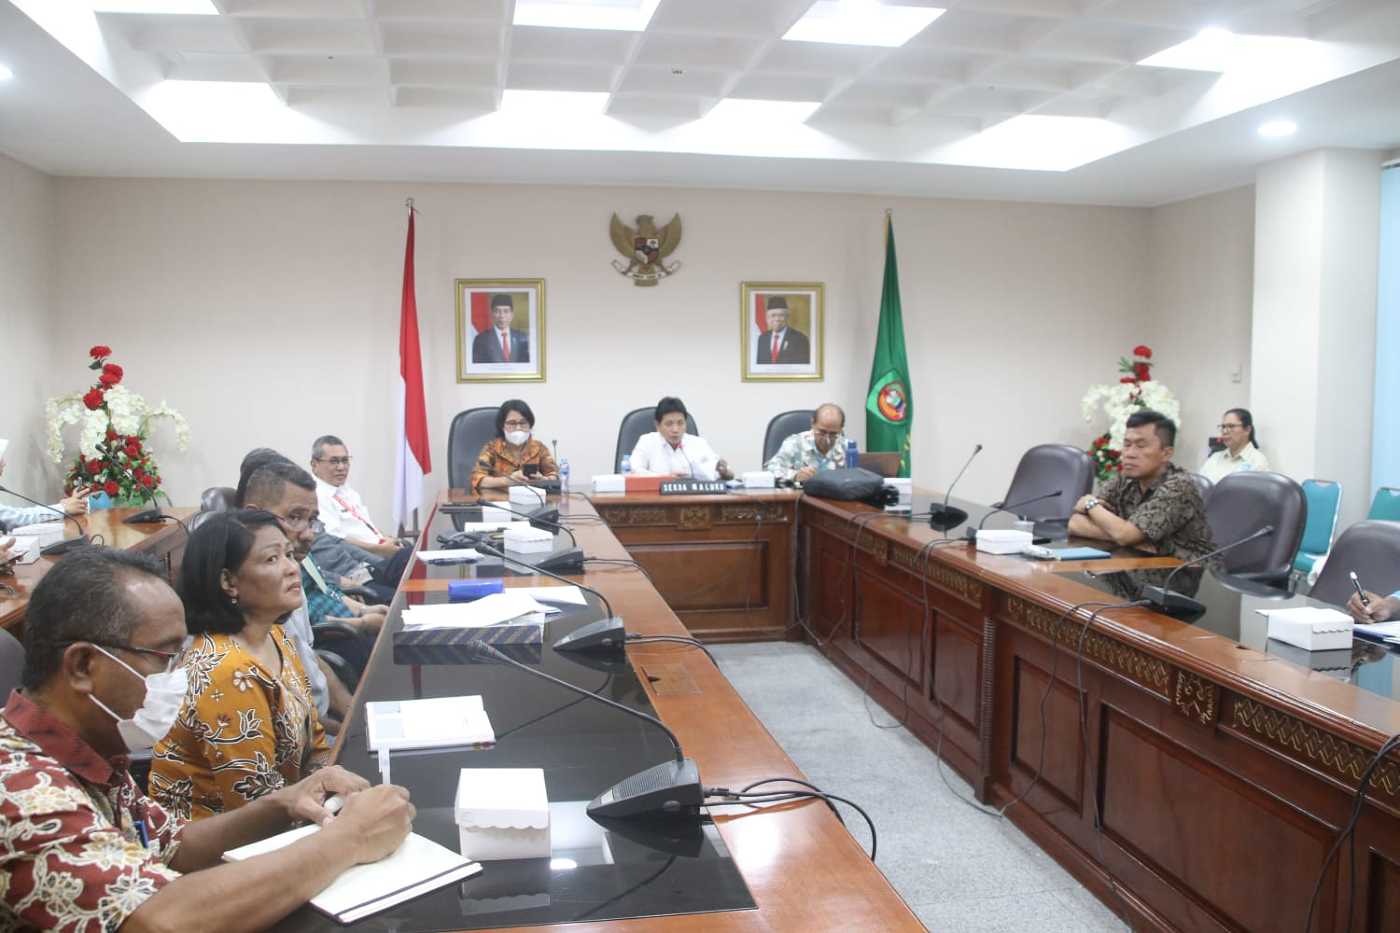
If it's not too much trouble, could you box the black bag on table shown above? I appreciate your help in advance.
[801,468,896,507]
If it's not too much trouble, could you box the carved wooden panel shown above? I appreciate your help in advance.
[932,613,980,731]
[1004,598,1171,700]
[1010,655,1083,809]
[720,504,789,524]
[677,506,712,531]
[807,529,852,642]
[1100,707,1336,933]
[852,567,924,688]
[597,506,670,526]
[626,541,766,612]
[1229,696,1400,799]
[887,542,984,606]
[1173,669,1220,725]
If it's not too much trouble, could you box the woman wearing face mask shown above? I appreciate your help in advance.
[469,399,559,492]
[150,510,329,821]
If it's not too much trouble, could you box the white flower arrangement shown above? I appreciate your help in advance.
[46,387,190,465]
[1081,381,1179,448]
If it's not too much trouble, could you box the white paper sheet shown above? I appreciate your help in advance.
[401,591,553,629]
[415,549,482,564]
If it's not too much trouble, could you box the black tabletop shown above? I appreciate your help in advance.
[274,506,753,932]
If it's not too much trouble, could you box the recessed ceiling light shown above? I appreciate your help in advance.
[91,0,218,12]
[513,0,660,32]
[1137,27,1237,72]
[783,1,945,48]
[1258,119,1297,138]
[706,98,822,123]
[0,64,13,82]
[499,89,610,115]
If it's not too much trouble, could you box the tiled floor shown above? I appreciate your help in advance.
[711,641,1129,932]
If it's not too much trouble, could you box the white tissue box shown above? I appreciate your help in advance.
[741,471,775,489]
[1264,608,1353,651]
[10,522,63,550]
[975,529,1033,555]
[455,768,550,861]
[592,474,625,493]
[503,524,554,553]
[508,485,546,508]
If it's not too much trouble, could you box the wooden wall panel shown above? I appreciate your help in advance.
[1010,656,1083,812]
[932,614,981,731]
[852,567,925,689]
[1366,850,1400,932]
[627,541,767,611]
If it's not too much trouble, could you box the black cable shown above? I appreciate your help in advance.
[739,776,845,824]
[581,557,656,585]
[1304,731,1400,933]
[494,673,613,740]
[704,785,877,860]
[626,634,719,667]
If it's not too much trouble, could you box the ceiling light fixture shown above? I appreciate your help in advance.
[1137,27,1237,72]
[706,98,822,123]
[783,1,945,48]
[0,64,13,81]
[513,0,660,32]
[90,0,218,12]
[1257,119,1297,138]
[499,89,610,115]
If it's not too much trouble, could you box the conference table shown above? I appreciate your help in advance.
[309,488,922,933]
[0,507,194,631]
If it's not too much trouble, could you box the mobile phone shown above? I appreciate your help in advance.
[522,463,540,478]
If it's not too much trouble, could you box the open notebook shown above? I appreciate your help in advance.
[224,824,482,924]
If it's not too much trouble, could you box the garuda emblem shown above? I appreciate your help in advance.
[609,213,682,286]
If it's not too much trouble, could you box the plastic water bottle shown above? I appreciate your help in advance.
[559,459,571,494]
[621,454,632,475]
[845,438,859,469]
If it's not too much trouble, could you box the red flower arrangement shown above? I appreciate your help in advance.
[60,347,166,504]
[1087,344,1159,481]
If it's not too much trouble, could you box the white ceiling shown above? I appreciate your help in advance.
[2,0,1400,206]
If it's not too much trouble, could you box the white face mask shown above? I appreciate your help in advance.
[89,646,188,753]
[504,430,530,447]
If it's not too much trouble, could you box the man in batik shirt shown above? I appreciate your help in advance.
[765,404,847,483]
[0,547,412,932]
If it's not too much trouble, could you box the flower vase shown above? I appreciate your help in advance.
[88,491,112,511]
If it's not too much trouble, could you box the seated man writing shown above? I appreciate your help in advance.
[765,403,847,483]
[629,396,732,481]
[0,547,413,932]
[1068,410,1216,597]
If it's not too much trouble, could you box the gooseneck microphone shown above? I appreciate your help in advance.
[473,496,579,549]
[928,444,983,532]
[0,485,90,556]
[966,489,1064,540]
[462,640,703,818]
[1142,525,1275,614]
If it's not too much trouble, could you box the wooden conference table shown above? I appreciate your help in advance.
[598,486,1400,932]
[323,489,922,933]
[0,507,194,631]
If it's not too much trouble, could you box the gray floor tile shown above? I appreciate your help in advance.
[913,890,1092,932]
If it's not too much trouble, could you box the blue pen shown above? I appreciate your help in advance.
[133,819,150,849]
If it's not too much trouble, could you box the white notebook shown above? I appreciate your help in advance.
[224,825,482,924]
[366,695,496,752]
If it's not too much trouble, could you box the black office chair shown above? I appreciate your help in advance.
[615,407,698,473]
[1206,471,1307,587]
[1308,521,1400,607]
[0,628,24,699]
[189,485,238,531]
[1188,472,1214,506]
[1000,444,1094,521]
[762,410,815,465]
[447,407,499,490]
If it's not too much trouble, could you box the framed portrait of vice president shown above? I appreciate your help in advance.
[741,281,824,382]
[456,278,546,382]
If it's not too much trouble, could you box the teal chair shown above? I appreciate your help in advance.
[1293,480,1342,574]
[1367,486,1400,521]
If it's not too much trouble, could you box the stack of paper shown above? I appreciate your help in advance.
[224,824,482,924]
[401,591,555,630]
[366,695,496,751]
[416,548,482,564]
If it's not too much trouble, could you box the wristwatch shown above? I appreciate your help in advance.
[1082,497,1100,514]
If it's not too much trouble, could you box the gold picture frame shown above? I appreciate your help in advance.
[455,278,547,383]
[741,281,824,382]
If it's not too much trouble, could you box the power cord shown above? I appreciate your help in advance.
[1304,731,1400,933]
[704,778,878,860]
[626,634,719,667]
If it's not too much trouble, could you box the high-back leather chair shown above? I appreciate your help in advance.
[0,628,23,699]
[1309,521,1400,607]
[448,407,499,490]
[1187,472,1213,506]
[1206,471,1307,585]
[615,407,698,472]
[762,410,815,465]
[999,444,1094,522]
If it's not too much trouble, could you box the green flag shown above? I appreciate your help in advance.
[865,214,912,477]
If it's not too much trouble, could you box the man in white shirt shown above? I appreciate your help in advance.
[310,436,403,558]
[629,397,733,481]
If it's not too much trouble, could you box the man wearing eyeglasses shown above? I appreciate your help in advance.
[0,547,414,932]
[310,435,407,559]
[765,404,848,483]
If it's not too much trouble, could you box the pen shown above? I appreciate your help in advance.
[1351,571,1371,607]
[134,819,150,850]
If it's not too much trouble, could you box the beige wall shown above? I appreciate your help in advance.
[45,177,1156,518]
[1145,185,1257,472]
[0,153,57,500]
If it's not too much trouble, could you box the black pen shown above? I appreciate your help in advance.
[1350,571,1371,607]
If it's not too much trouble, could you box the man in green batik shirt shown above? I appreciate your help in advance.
[765,404,847,483]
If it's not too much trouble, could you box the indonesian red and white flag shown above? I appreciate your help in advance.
[393,208,432,530]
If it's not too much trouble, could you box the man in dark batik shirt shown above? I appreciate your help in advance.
[1068,410,1216,599]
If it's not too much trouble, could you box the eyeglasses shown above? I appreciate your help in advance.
[1217,423,1244,432]
[502,420,531,429]
[812,428,842,440]
[314,456,352,467]
[271,512,322,533]
[85,641,182,673]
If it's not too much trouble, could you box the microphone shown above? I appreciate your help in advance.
[468,537,625,651]
[0,485,90,556]
[928,444,983,532]
[966,489,1063,540]
[122,485,165,525]
[1142,525,1275,615]
[460,640,703,818]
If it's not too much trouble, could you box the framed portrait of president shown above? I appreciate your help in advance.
[741,281,824,382]
[455,278,546,383]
